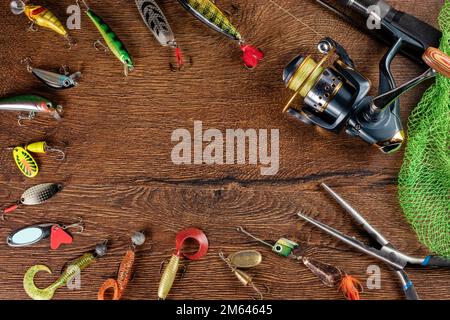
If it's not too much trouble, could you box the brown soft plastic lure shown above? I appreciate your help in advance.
[98,232,146,300]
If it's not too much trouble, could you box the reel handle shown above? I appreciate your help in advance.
[423,47,450,78]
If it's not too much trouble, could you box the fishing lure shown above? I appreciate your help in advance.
[136,0,184,69]
[77,0,134,76]
[23,241,108,300]
[237,226,362,300]
[22,58,81,89]
[6,142,65,178]
[158,228,208,300]
[98,231,146,300]
[219,250,266,299]
[7,219,84,249]
[1,183,63,220]
[0,94,63,126]
[177,0,263,69]
[10,1,75,48]
[228,250,262,268]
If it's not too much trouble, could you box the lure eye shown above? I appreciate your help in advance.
[46,102,53,108]
[274,245,282,252]
[63,79,71,87]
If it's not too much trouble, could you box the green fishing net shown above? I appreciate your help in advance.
[398,0,450,257]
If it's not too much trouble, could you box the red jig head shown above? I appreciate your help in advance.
[175,227,209,259]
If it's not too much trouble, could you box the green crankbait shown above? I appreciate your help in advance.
[177,0,264,69]
[77,0,134,76]
[23,241,108,300]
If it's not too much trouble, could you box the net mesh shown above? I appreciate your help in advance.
[398,0,450,257]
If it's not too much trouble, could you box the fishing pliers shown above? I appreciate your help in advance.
[298,183,450,300]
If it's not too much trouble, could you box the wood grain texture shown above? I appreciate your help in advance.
[0,0,449,300]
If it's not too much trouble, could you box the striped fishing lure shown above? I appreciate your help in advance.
[78,0,134,76]
[10,1,74,47]
[13,147,39,178]
[136,0,184,68]
[177,0,263,68]
[179,0,242,41]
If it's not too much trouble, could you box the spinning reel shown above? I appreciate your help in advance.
[283,38,449,153]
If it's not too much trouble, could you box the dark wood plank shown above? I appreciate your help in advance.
[0,0,448,300]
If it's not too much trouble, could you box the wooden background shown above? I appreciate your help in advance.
[0,0,448,300]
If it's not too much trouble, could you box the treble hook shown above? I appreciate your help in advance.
[17,112,35,126]
[98,232,146,300]
[66,36,77,50]
[20,57,33,73]
[27,22,37,32]
[218,251,268,300]
[93,39,109,53]
[158,228,209,300]
[1,201,21,221]
[62,218,84,234]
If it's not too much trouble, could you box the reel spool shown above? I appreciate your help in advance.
[282,38,406,154]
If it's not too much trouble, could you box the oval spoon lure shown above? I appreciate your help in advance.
[1,183,63,220]
[7,220,83,249]
[135,0,184,69]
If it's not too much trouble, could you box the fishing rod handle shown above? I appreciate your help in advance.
[423,48,450,78]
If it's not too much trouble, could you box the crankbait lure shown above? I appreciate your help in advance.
[177,0,263,69]
[237,226,362,300]
[7,142,66,178]
[98,231,146,300]
[7,219,84,249]
[136,0,184,69]
[23,241,108,300]
[158,228,208,300]
[219,251,266,299]
[1,183,63,220]
[77,0,134,76]
[0,94,63,126]
[10,1,75,48]
[22,58,81,90]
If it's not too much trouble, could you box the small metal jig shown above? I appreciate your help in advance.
[1,183,63,220]
[219,251,266,300]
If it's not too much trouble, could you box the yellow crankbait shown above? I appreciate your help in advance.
[10,1,75,47]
